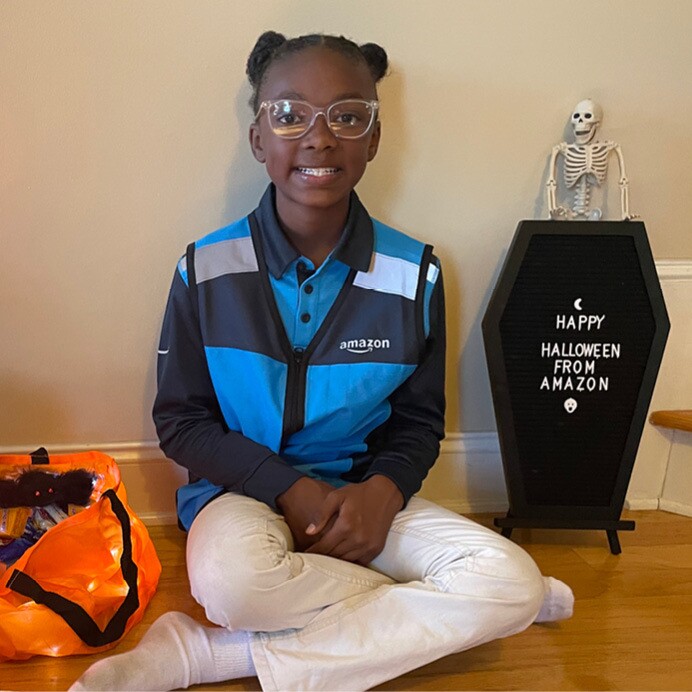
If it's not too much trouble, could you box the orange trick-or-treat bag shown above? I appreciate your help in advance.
[0,448,161,660]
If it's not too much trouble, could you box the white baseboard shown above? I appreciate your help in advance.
[624,498,660,511]
[0,421,684,524]
[418,432,509,514]
[1,435,508,524]
[655,259,692,280]
[659,499,692,518]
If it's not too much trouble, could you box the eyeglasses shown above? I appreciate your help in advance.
[254,98,379,140]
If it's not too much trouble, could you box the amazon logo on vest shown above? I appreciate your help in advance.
[340,338,391,354]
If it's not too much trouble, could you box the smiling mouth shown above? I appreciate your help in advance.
[295,167,340,177]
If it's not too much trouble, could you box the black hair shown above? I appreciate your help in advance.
[246,31,389,112]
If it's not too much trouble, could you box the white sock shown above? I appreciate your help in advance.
[534,576,574,623]
[69,611,255,691]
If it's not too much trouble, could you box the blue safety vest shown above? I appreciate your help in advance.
[174,211,439,528]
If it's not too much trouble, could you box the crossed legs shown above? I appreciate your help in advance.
[188,493,571,691]
[72,493,573,691]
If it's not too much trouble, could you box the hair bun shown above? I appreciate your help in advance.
[359,42,388,82]
[246,31,287,87]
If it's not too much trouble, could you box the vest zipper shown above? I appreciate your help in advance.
[247,212,358,447]
[282,347,307,444]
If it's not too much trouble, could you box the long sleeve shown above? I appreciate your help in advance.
[152,266,304,509]
[363,264,446,504]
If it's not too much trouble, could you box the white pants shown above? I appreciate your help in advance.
[187,493,546,692]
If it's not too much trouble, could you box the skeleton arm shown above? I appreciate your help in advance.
[613,144,631,220]
[546,143,571,218]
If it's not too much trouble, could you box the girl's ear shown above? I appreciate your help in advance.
[249,123,266,163]
[367,121,381,162]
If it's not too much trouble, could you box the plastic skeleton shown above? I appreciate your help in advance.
[547,99,632,220]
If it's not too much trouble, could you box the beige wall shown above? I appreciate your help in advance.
[2,0,691,447]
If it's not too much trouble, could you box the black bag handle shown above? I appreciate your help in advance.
[30,447,50,465]
[7,489,140,648]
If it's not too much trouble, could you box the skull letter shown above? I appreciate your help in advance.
[564,398,578,414]
[571,99,602,145]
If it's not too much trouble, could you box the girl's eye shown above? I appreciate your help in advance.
[275,111,310,127]
[276,113,299,125]
[270,102,309,127]
[333,112,361,126]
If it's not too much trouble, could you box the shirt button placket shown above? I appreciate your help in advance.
[295,260,316,345]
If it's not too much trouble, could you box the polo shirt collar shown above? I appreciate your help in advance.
[253,184,373,279]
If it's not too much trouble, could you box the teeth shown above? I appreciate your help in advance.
[296,167,338,176]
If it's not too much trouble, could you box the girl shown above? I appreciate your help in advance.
[72,31,573,692]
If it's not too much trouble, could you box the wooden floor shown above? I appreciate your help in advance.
[3,509,692,691]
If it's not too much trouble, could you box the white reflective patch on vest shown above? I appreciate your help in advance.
[426,262,439,285]
[353,252,419,300]
[195,237,258,283]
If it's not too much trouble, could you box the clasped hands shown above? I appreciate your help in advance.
[276,475,404,566]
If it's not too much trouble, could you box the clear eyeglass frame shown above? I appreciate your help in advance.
[254,98,379,140]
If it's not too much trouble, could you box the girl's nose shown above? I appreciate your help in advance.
[302,112,338,148]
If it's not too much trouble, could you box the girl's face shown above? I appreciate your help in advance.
[250,47,380,229]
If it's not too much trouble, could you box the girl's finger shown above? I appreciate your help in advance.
[304,522,351,555]
[306,493,342,535]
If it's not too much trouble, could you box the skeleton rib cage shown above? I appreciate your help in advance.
[563,142,616,188]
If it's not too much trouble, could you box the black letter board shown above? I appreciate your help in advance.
[482,220,669,553]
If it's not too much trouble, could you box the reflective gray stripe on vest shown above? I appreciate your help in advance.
[195,237,258,283]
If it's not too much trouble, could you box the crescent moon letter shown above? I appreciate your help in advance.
[574,298,583,311]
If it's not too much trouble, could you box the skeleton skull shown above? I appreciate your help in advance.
[571,99,602,145]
